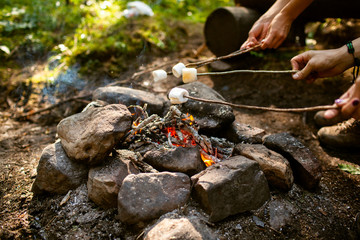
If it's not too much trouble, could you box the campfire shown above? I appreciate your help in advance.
[123,105,233,167]
[31,82,322,237]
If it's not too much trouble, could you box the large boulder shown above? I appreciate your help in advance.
[233,143,294,190]
[118,172,190,224]
[222,121,266,144]
[143,146,205,176]
[191,156,270,222]
[57,104,132,166]
[32,141,88,195]
[87,150,140,209]
[176,82,235,131]
[263,132,322,190]
[145,217,218,240]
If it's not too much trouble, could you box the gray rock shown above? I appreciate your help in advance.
[118,172,191,224]
[143,146,205,176]
[57,104,132,166]
[191,156,270,222]
[145,217,218,240]
[32,141,88,195]
[92,86,166,115]
[233,143,294,190]
[177,82,235,130]
[222,121,266,144]
[268,199,297,230]
[263,132,322,190]
[87,150,140,209]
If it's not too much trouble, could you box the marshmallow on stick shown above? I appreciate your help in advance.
[172,62,186,78]
[168,87,189,104]
[152,69,167,82]
[182,68,197,83]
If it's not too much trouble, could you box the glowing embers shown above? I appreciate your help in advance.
[165,126,196,147]
[124,105,233,167]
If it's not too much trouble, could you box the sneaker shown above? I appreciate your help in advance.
[314,110,345,127]
[317,118,360,149]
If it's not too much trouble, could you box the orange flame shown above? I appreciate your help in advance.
[182,113,194,125]
[164,113,218,167]
[166,126,196,147]
[200,151,216,167]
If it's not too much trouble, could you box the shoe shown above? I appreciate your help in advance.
[317,118,360,149]
[314,110,345,127]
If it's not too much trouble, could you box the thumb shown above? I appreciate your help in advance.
[292,64,313,80]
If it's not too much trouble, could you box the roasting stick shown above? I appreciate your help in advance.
[152,44,263,82]
[185,95,338,113]
[197,69,298,76]
[168,87,339,113]
[185,44,261,69]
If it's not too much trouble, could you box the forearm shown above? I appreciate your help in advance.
[262,0,290,19]
[279,0,314,21]
[336,37,360,70]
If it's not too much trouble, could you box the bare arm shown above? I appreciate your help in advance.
[291,38,360,82]
[261,0,314,49]
[241,0,314,50]
[241,0,290,49]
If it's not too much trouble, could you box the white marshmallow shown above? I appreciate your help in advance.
[172,62,186,78]
[152,69,167,82]
[168,87,189,104]
[182,68,197,83]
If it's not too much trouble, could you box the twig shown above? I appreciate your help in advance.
[185,44,261,69]
[132,59,179,79]
[13,94,91,119]
[185,95,338,113]
[198,69,298,76]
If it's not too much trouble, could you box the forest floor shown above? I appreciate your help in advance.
[1,20,360,239]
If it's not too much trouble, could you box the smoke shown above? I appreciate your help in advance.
[41,65,86,104]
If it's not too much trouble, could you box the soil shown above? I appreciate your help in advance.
[1,21,360,240]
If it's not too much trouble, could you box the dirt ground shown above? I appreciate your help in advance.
[1,21,360,239]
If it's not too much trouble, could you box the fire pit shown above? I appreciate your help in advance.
[31,81,322,238]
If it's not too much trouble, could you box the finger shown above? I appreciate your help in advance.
[293,64,313,80]
[291,58,300,71]
[240,41,249,50]
[341,98,360,119]
[334,98,350,107]
[273,39,284,49]
[261,34,275,49]
[324,108,340,119]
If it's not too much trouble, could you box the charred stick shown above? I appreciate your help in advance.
[132,114,160,130]
[201,135,213,155]
[163,106,182,121]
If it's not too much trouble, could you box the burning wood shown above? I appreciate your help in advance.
[123,105,234,167]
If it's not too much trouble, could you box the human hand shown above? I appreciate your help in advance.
[260,13,292,49]
[291,47,353,83]
[240,16,271,50]
[241,13,292,50]
[324,77,360,120]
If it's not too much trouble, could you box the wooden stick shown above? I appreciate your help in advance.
[197,69,298,76]
[185,95,338,113]
[13,94,91,119]
[185,44,261,69]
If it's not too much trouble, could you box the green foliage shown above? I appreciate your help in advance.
[338,164,360,175]
[1,0,233,78]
